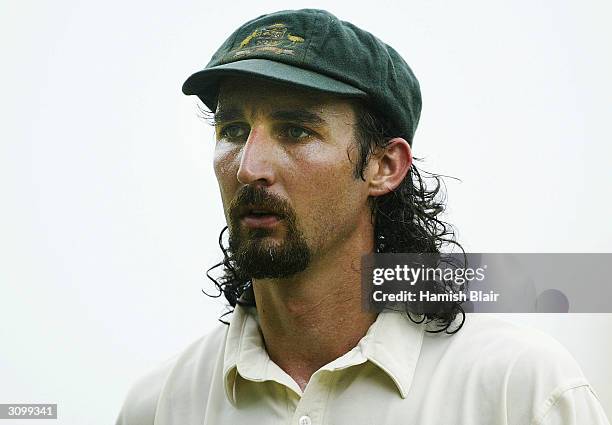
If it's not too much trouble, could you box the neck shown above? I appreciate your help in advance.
[252,225,377,391]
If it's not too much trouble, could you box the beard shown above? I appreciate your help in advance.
[227,186,311,279]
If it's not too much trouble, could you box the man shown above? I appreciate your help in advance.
[116,9,610,425]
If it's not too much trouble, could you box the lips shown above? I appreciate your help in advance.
[237,204,281,218]
[249,209,276,216]
[238,205,283,228]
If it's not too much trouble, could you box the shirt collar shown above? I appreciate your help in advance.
[357,309,425,398]
[223,303,425,405]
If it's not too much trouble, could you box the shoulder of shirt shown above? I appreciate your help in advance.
[115,320,230,425]
[427,314,587,381]
[445,314,585,374]
[423,314,593,423]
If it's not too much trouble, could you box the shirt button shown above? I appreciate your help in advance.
[298,415,312,425]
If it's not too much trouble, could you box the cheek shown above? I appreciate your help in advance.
[297,144,360,191]
[213,144,240,204]
[290,149,368,219]
[213,142,236,170]
[213,144,237,177]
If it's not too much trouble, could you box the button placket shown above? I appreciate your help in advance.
[298,415,312,425]
[291,369,335,425]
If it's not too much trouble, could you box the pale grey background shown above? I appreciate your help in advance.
[1,0,611,424]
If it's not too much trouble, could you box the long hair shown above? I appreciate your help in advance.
[204,102,466,334]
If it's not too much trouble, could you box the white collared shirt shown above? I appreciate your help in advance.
[116,305,610,425]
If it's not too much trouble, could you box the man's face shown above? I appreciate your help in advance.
[213,77,373,279]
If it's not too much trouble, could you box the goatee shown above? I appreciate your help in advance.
[227,186,310,279]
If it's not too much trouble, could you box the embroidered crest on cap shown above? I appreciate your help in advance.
[233,23,304,57]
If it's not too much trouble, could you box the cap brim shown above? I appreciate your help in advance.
[181,59,367,111]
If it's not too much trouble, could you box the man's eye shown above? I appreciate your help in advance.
[220,125,248,139]
[285,126,311,139]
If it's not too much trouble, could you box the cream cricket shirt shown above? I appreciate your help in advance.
[116,305,610,425]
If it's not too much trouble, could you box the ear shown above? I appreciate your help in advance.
[367,138,412,197]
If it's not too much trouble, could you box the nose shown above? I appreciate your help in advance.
[236,127,276,186]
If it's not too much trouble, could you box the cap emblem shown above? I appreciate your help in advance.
[234,23,304,57]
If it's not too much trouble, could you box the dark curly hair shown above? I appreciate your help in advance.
[204,101,466,334]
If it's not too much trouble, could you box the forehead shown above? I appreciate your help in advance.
[216,76,358,121]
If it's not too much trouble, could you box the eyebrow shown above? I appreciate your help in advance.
[213,107,327,126]
[213,108,243,126]
[269,109,326,126]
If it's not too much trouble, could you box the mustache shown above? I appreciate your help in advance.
[228,186,294,220]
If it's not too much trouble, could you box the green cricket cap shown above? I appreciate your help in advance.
[182,9,422,144]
